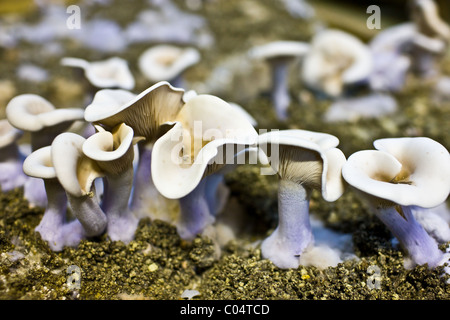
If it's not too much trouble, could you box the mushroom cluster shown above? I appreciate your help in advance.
[0,1,449,283]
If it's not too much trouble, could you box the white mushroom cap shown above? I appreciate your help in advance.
[6,94,84,133]
[342,137,450,208]
[82,123,140,174]
[61,57,135,90]
[84,81,185,141]
[302,29,373,97]
[51,132,103,198]
[151,94,258,199]
[257,129,346,202]
[0,119,23,149]
[248,40,310,60]
[22,146,56,180]
[138,45,200,83]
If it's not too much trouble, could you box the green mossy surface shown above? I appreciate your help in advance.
[1,0,450,300]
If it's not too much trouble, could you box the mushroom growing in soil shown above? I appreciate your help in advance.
[0,119,28,192]
[342,137,450,269]
[151,94,258,240]
[248,40,310,120]
[257,129,346,269]
[302,29,373,98]
[23,146,85,251]
[83,123,143,243]
[84,81,186,217]
[61,56,135,90]
[51,132,107,238]
[6,94,85,151]
[5,94,85,207]
[138,44,200,88]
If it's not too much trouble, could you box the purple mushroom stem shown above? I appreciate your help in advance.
[270,59,291,121]
[178,178,214,240]
[376,204,445,268]
[204,173,228,216]
[129,144,152,212]
[34,179,68,250]
[101,166,138,243]
[66,183,107,238]
[261,179,314,268]
[0,143,28,192]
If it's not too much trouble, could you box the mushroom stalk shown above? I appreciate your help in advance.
[34,179,68,249]
[271,59,291,121]
[170,74,185,89]
[129,144,152,212]
[0,144,28,192]
[204,173,229,216]
[261,179,314,269]
[101,166,138,243]
[177,178,214,240]
[376,204,445,268]
[66,185,107,238]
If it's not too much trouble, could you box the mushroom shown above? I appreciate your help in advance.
[61,56,135,90]
[84,81,186,215]
[405,0,450,79]
[342,137,450,269]
[0,119,28,192]
[51,132,107,238]
[151,94,258,240]
[23,146,85,251]
[257,129,346,269]
[83,123,143,243]
[6,94,85,151]
[302,29,373,98]
[248,40,310,120]
[138,44,200,88]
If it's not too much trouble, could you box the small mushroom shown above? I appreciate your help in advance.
[22,146,85,251]
[151,94,258,240]
[83,123,143,243]
[6,94,85,151]
[0,119,28,192]
[342,137,450,269]
[257,129,346,268]
[302,29,373,98]
[51,132,107,238]
[61,56,135,90]
[248,40,310,120]
[138,44,200,88]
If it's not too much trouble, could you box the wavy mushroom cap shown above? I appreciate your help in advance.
[342,137,450,208]
[302,29,373,96]
[82,123,139,174]
[138,45,200,82]
[84,81,185,141]
[151,94,258,199]
[6,94,84,133]
[257,129,346,202]
[23,146,56,179]
[61,57,135,90]
[0,119,23,149]
[248,40,310,60]
[51,132,103,198]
